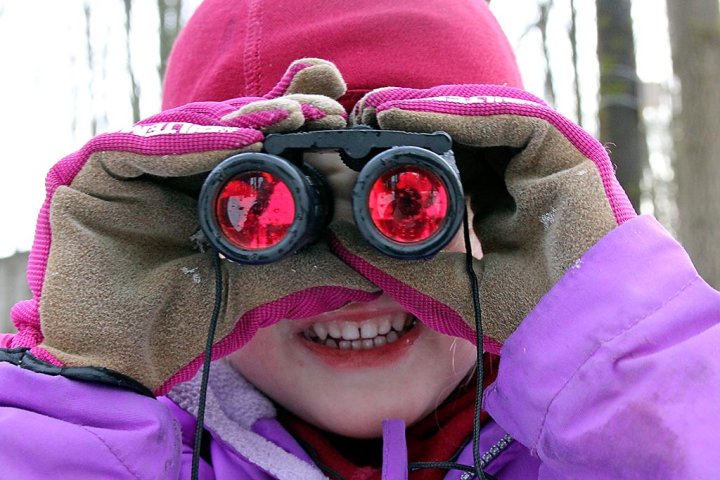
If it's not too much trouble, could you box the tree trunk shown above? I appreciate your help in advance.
[123,0,141,122]
[0,253,30,333]
[666,0,720,288]
[596,0,648,211]
[158,0,184,83]
[569,0,583,126]
[538,1,557,107]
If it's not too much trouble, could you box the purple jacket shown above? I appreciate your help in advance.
[1,215,719,479]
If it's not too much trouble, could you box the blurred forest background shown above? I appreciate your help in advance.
[1,0,719,332]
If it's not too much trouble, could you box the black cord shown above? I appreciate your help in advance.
[407,208,492,480]
[410,461,476,473]
[462,208,488,480]
[191,252,224,480]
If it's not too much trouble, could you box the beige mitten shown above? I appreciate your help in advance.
[13,59,382,395]
[344,84,636,344]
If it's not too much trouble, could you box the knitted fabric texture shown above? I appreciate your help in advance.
[162,0,522,111]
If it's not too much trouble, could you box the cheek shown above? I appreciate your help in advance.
[444,226,483,257]
[443,203,482,257]
[227,324,294,394]
[422,330,478,385]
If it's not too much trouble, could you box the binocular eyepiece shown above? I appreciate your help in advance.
[197,127,464,265]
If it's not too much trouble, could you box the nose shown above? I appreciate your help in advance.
[304,151,358,225]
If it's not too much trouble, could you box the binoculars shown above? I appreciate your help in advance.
[197,127,464,264]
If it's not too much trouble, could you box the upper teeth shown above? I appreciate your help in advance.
[303,314,416,349]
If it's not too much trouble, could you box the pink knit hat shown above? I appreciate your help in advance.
[162,0,522,111]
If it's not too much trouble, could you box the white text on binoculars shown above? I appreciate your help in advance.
[118,122,241,137]
[303,315,417,350]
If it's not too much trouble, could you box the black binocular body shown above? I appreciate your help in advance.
[197,126,464,265]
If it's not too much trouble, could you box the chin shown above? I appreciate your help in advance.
[297,396,432,439]
[281,374,446,439]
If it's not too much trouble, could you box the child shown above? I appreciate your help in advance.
[1,1,719,479]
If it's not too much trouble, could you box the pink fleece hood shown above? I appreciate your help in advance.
[162,0,522,111]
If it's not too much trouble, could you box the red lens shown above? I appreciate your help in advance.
[215,171,295,250]
[367,166,448,243]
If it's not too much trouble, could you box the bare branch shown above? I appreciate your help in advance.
[158,0,184,83]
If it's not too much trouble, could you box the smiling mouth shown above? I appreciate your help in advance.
[301,313,418,351]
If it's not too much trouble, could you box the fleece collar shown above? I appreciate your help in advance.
[168,360,328,480]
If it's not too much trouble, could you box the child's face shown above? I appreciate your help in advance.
[228,152,479,439]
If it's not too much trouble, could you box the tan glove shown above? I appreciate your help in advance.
[336,84,636,345]
[16,59,381,395]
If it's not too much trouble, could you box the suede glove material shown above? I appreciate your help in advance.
[34,59,382,394]
[347,85,636,344]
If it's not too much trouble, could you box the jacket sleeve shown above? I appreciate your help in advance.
[0,362,183,479]
[485,215,720,480]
